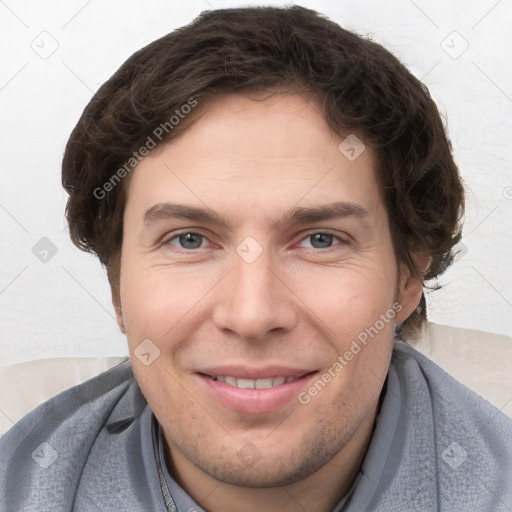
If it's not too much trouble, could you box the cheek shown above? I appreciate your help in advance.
[291,262,398,393]
[121,259,221,348]
[291,260,397,332]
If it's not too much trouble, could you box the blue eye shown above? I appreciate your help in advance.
[309,233,334,248]
[169,232,206,250]
[299,232,343,249]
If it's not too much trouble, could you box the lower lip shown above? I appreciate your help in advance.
[197,373,317,414]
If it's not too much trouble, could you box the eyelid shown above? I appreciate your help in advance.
[159,228,350,252]
[161,229,213,249]
[296,229,350,247]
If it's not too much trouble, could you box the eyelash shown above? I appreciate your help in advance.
[162,230,348,252]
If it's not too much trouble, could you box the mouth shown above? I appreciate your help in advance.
[205,374,302,388]
[195,368,318,414]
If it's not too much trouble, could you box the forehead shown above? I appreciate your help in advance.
[124,92,384,224]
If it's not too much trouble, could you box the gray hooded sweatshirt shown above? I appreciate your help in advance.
[0,339,511,511]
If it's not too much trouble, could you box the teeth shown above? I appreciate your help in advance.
[213,375,298,389]
[237,378,255,389]
[255,378,273,389]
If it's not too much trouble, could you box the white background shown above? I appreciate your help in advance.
[1,0,511,367]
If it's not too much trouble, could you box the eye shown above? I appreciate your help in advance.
[167,232,207,250]
[298,232,344,249]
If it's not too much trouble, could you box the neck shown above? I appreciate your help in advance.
[164,401,378,512]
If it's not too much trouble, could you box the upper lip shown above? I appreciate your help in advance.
[196,366,317,380]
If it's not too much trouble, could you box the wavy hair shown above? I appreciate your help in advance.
[62,6,464,328]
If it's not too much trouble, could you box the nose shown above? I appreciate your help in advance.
[212,249,298,342]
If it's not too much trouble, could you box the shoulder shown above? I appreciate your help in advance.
[0,359,142,510]
[400,320,512,415]
[391,339,512,509]
[392,337,512,434]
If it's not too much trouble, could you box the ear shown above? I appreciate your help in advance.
[394,253,431,324]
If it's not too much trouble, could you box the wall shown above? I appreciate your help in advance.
[1,0,511,366]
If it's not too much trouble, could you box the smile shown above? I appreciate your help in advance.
[197,369,318,414]
[209,375,299,388]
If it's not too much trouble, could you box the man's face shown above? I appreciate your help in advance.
[117,92,419,487]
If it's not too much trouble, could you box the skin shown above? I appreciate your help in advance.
[115,92,426,512]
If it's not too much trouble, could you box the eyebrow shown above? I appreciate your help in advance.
[143,201,371,229]
[278,202,370,226]
[143,203,229,227]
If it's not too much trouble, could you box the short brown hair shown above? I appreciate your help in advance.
[62,6,464,328]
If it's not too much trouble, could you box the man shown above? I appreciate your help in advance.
[1,6,510,511]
